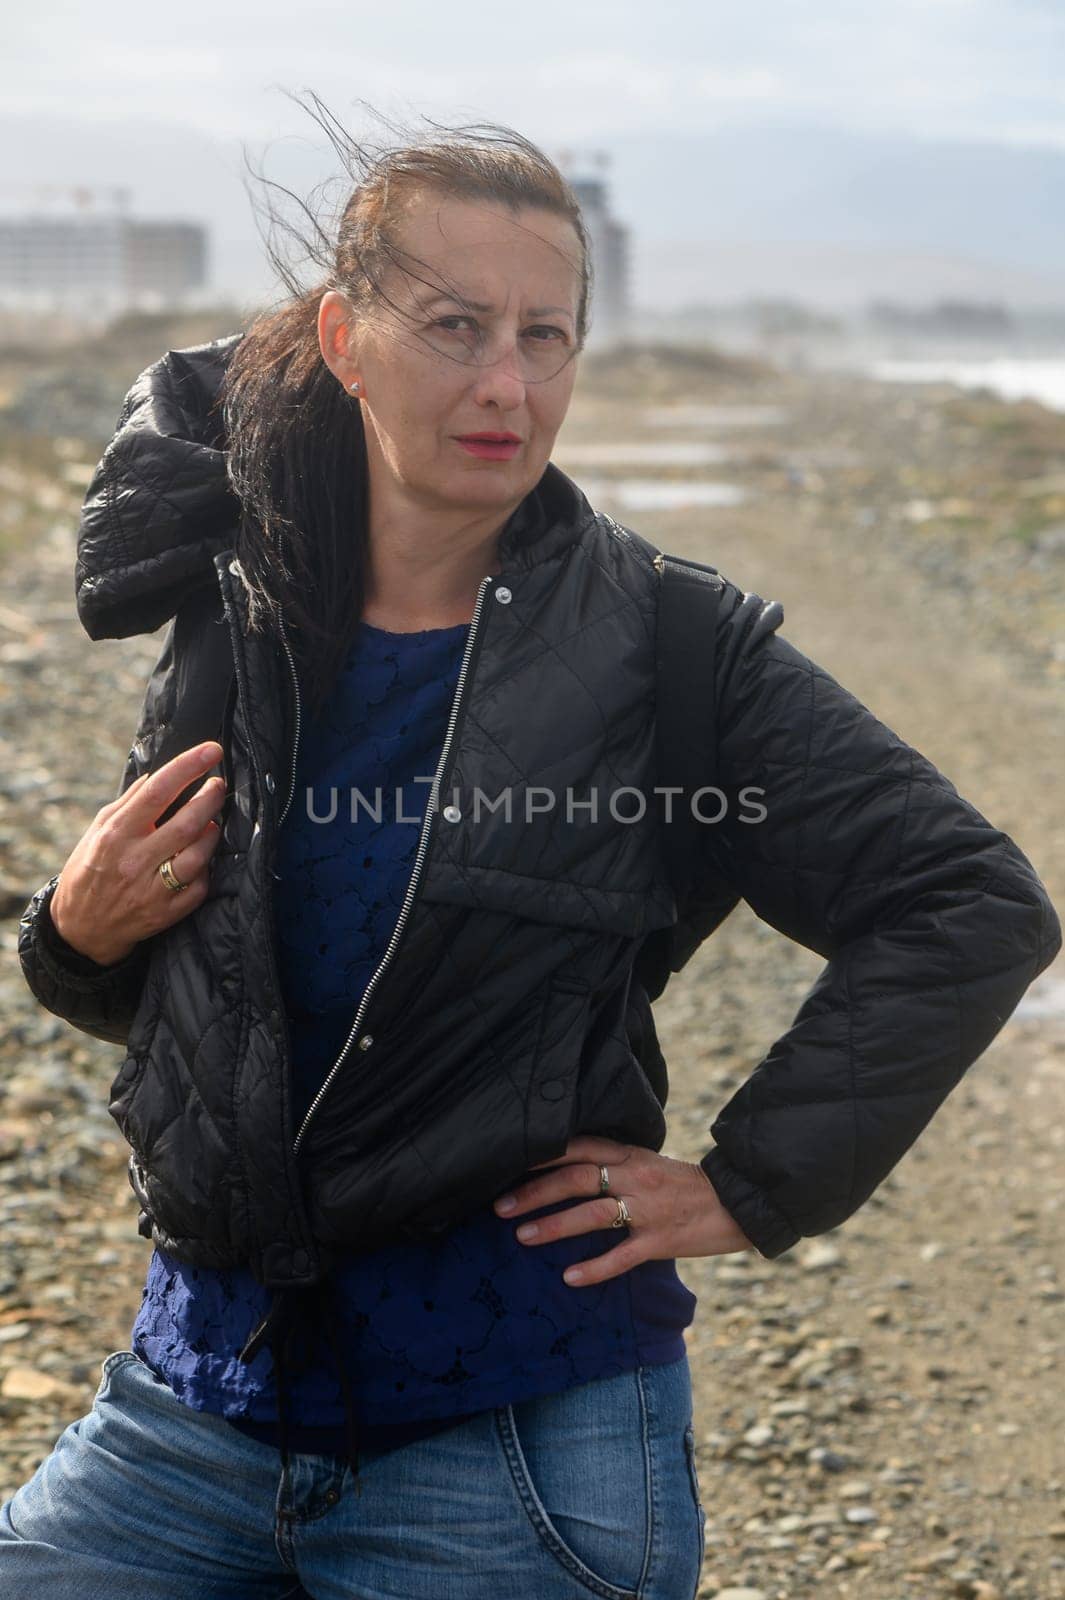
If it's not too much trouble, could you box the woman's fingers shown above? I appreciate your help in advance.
[496,1136,641,1217]
[495,1159,605,1217]
[49,743,228,965]
[514,1193,635,1245]
[496,1144,755,1283]
[525,1134,633,1172]
[149,773,227,866]
[562,1236,649,1287]
[117,743,225,832]
[156,816,224,891]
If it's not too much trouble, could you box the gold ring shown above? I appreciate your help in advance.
[597,1164,610,1196]
[159,856,190,893]
[611,1196,631,1229]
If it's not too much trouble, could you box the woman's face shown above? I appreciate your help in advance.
[320,193,583,522]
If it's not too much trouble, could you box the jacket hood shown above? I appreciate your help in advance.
[76,334,246,640]
[74,330,595,642]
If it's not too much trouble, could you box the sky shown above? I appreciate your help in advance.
[4,1,1064,310]
[6,0,1064,148]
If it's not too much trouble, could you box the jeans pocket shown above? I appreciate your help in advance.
[100,1350,139,1385]
[683,1423,706,1573]
[496,1374,647,1600]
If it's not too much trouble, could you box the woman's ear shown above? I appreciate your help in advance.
[317,290,360,391]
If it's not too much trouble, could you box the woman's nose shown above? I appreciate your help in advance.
[469,354,527,410]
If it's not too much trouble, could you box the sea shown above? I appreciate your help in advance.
[865,356,1065,416]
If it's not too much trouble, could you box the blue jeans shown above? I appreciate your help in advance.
[0,1348,705,1599]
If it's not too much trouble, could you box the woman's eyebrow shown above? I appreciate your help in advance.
[421,292,574,320]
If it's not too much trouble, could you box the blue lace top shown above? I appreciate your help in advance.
[131,618,697,1457]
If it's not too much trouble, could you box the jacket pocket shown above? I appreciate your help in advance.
[348,972,594,1248]
[108,1052,147,1138]
[524,973,593,1168]
[623,975,668,1109]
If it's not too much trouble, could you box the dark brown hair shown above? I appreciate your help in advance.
[220,92,593,722]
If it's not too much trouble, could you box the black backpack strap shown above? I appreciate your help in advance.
[652,551,725,897]
[631,548,734,1002]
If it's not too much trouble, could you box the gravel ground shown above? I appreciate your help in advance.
[1,352,1062,1598]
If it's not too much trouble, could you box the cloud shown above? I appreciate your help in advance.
[5,0,1065,151]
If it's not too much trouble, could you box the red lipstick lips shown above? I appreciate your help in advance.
[455,431,521,460]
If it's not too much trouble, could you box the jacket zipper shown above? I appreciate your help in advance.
[290,571,496,1158]
[275,613,301,833]
[216,554,313,1256]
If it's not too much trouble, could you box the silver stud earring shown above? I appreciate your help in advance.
[349,380,360,395]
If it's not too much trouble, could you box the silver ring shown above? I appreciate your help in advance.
[597,1164,610,1196]
[611,1196,631,1229]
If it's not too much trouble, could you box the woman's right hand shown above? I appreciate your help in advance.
[48,742,228,967]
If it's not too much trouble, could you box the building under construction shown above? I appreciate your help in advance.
[562,154,630,349]
[0,167,628,339]
[0,187,206,319]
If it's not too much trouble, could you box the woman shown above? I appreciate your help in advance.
[6,107,1061,1599]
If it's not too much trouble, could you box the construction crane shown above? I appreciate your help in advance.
[555,149,612,179]
[0,184,132,214]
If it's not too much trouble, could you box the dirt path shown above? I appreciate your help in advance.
[559,370,1065,1599]
[1,358,1062,1598]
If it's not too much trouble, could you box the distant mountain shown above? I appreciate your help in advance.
[3,112,1064,313]
[630,238,1065,315]
[607,121,1065,275]
[609,122,1065,310]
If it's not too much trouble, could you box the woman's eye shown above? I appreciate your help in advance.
[434,317,564,342]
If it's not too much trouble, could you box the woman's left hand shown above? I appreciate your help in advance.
[492,1134,756,1286]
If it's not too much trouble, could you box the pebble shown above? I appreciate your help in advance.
[799,1238,843,1270]
[3,350,1064,1597]
[1,1367,67,1401]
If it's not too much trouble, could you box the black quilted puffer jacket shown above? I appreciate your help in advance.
[18,335,1063,1289]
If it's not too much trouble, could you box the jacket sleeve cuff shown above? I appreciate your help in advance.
[25,874,147,990]
[699,1145,803,1260]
